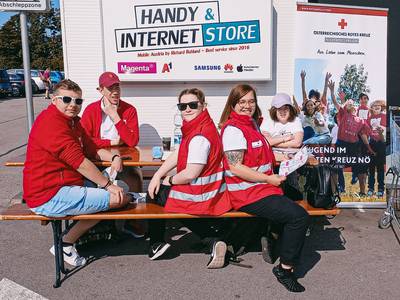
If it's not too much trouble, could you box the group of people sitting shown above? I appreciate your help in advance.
[22,70,385,293]
[23,72,311,292]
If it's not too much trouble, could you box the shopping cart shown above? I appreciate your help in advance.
[379,106,400,229]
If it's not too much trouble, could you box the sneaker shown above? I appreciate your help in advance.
[260,227,278,264]
[377,191,384,197]
[367,190,374,197]
[149,242,171,260]
[122,220,146,239]
[49,244,87,267]
[272,265,305,293]
[207,241,227,269]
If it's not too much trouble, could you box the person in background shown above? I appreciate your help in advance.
[330,81,375,197]
[300,99,331,145]
[42,67,51,99]
[23,79,130,267]
[350,93,370,185]
[300,70,331,116]
[219,84,309,293]
[81,71,143,237]
[147,88,231,268]
[260,93,304,149]
[367,100,386,197]
[81,71,142,193]
[357,93,370,120]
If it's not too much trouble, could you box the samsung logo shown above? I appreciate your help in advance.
[194,65,221,71]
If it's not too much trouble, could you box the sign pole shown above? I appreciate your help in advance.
[20,11,34,131]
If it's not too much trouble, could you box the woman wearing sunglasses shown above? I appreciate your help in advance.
[219,84,309,293]
[147,88,231,267]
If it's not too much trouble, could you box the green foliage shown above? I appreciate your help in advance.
[0,4,63,70]
[338,64,370,104]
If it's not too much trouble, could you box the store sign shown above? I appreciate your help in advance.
[0,0,50,12]
[102,0,272,81]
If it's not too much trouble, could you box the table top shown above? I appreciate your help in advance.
[5,146,163,167]
[5,146,318,167]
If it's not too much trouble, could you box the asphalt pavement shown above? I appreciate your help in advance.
[0,95,399,299]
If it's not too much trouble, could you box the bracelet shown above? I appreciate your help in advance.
[168,175,174,186]
[111,154,120,162]
[101,179,112,190]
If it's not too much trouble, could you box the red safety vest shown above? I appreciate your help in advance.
[165,109,232,215]
[220,111,283,209]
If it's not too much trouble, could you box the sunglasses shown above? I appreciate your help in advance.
[54,96,83,105]
[177,101,200,111]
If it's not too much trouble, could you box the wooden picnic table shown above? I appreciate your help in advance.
[5,146,319,167]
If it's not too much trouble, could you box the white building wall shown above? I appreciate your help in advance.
[60,0,296,146]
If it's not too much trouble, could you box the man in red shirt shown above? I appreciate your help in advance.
[81,72,144,237]
[80,72,142,192]
[23,79,130,267]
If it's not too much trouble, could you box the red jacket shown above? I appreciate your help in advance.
[221,111,283,210]
[23,104,98,208]
[165,110,232,215]
[80,99,139,148]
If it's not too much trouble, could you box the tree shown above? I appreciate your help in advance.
[0,15,22,68]
[0,2,63,70]
[338,64,370,104]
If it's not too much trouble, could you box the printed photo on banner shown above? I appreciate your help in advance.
[293,3,388,206]
[101,0,272,81]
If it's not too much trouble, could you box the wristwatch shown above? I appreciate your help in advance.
[168,176,174,186]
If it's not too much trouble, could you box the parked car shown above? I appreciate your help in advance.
[0,69,12,97]
[50,71,63,84]
[8,74,39,97]
[7,69,45,92]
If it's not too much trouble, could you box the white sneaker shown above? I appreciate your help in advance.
[50,244,87,267]
[207,241,227,269]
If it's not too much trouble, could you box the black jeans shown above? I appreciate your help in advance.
[238,195,309,266]
[368,139,386,192]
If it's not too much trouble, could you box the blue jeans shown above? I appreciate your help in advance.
[31,181,110,217]
[303,133,332,145]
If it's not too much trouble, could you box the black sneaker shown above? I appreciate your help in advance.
[206,241,227,269]
[149,242,171,260]
[272,265,305,293]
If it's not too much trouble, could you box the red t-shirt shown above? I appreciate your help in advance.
[337,107,370,143]
[367,113,387,141]
[357,104,369,120]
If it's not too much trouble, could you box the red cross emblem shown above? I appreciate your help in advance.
[338,19,347,29]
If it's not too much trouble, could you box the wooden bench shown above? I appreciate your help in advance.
[0,201,339,288]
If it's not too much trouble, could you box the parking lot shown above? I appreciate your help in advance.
[0,95,400,299]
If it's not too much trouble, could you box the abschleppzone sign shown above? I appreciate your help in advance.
[101,0,273,81]
[0,0,49,11]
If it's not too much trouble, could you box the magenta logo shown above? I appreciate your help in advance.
[118,62,157,74]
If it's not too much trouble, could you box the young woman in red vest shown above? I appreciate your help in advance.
[147,88,232,268]
[219,84,309,293]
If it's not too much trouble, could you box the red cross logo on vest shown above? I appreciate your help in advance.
[338,18,347,29]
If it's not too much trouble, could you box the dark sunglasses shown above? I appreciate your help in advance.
[177,101,200,111]
[54,96,83,105]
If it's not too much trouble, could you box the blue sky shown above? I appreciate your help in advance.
[0,0,59,28]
